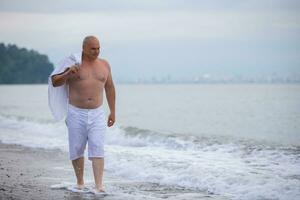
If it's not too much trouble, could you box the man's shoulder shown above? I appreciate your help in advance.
[97,58,109,64]
[97,58,111,70]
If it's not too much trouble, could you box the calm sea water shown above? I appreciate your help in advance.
[0,84,299,200]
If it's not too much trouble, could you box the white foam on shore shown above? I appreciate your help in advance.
[105,145,300,200]
[0,115,68,150]
[51,182,108,197]
[105,127,300,200]
[1,115,300,200]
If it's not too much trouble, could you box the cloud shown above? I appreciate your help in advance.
[1,0,300,13]
[1,9,299,49]
[0,0,299,77]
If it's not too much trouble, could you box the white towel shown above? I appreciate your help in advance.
[48,52,81,121]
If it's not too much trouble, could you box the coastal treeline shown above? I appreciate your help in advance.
[0,43,53,84]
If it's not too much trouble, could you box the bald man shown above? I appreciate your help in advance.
[51,36,115,193]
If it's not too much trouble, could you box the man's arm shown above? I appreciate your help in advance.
[51,65,79,87]
[104,63,116,127]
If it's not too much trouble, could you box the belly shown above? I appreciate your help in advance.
[68,80,105,109]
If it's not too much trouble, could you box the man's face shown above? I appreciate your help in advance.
[83,39,100,60]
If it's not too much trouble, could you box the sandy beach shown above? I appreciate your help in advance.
[0,142,71,200]
[0,142,228,200]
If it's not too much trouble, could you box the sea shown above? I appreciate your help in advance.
[0,84,299,200]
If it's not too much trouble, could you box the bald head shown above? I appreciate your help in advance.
[82,36,100,61]
[82,36,99,48]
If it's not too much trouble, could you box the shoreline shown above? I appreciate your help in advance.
[0,142,228,200]
[0,142,72,200]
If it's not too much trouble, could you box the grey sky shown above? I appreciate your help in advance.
[0,0,299,81]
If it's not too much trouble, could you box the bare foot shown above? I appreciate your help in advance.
[93,188,107,196]
[94,185,105,193]
[76,184,85,189]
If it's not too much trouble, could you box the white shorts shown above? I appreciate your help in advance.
[66,104,106,161]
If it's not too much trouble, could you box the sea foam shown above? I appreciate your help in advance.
[1,114,300,200]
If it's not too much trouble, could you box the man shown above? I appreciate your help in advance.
[50,36,115,193]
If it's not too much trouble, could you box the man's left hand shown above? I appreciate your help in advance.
[107,113,115,127]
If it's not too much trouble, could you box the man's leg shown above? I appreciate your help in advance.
[72,157,85,188]
[91,157,104,191]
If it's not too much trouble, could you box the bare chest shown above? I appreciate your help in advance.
[68,66,108,84]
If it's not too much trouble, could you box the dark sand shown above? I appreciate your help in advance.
[0,142,228,200]
[0,142,72,200]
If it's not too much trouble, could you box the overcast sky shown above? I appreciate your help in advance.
[0,0,299,81]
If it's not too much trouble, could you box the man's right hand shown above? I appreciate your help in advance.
[52,64,80,87]
[66,65,80,76]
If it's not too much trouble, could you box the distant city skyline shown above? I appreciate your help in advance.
[0,0,299,81]
[116,73,300,84]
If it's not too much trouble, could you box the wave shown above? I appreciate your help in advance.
[105,126,300,200]
[0,114,68,149]
[107,125,300,152]
[1,114,300,199]
[1,113,299,154]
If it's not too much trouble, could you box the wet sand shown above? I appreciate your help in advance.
[0,142,71,200]
[0,142,228,200]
